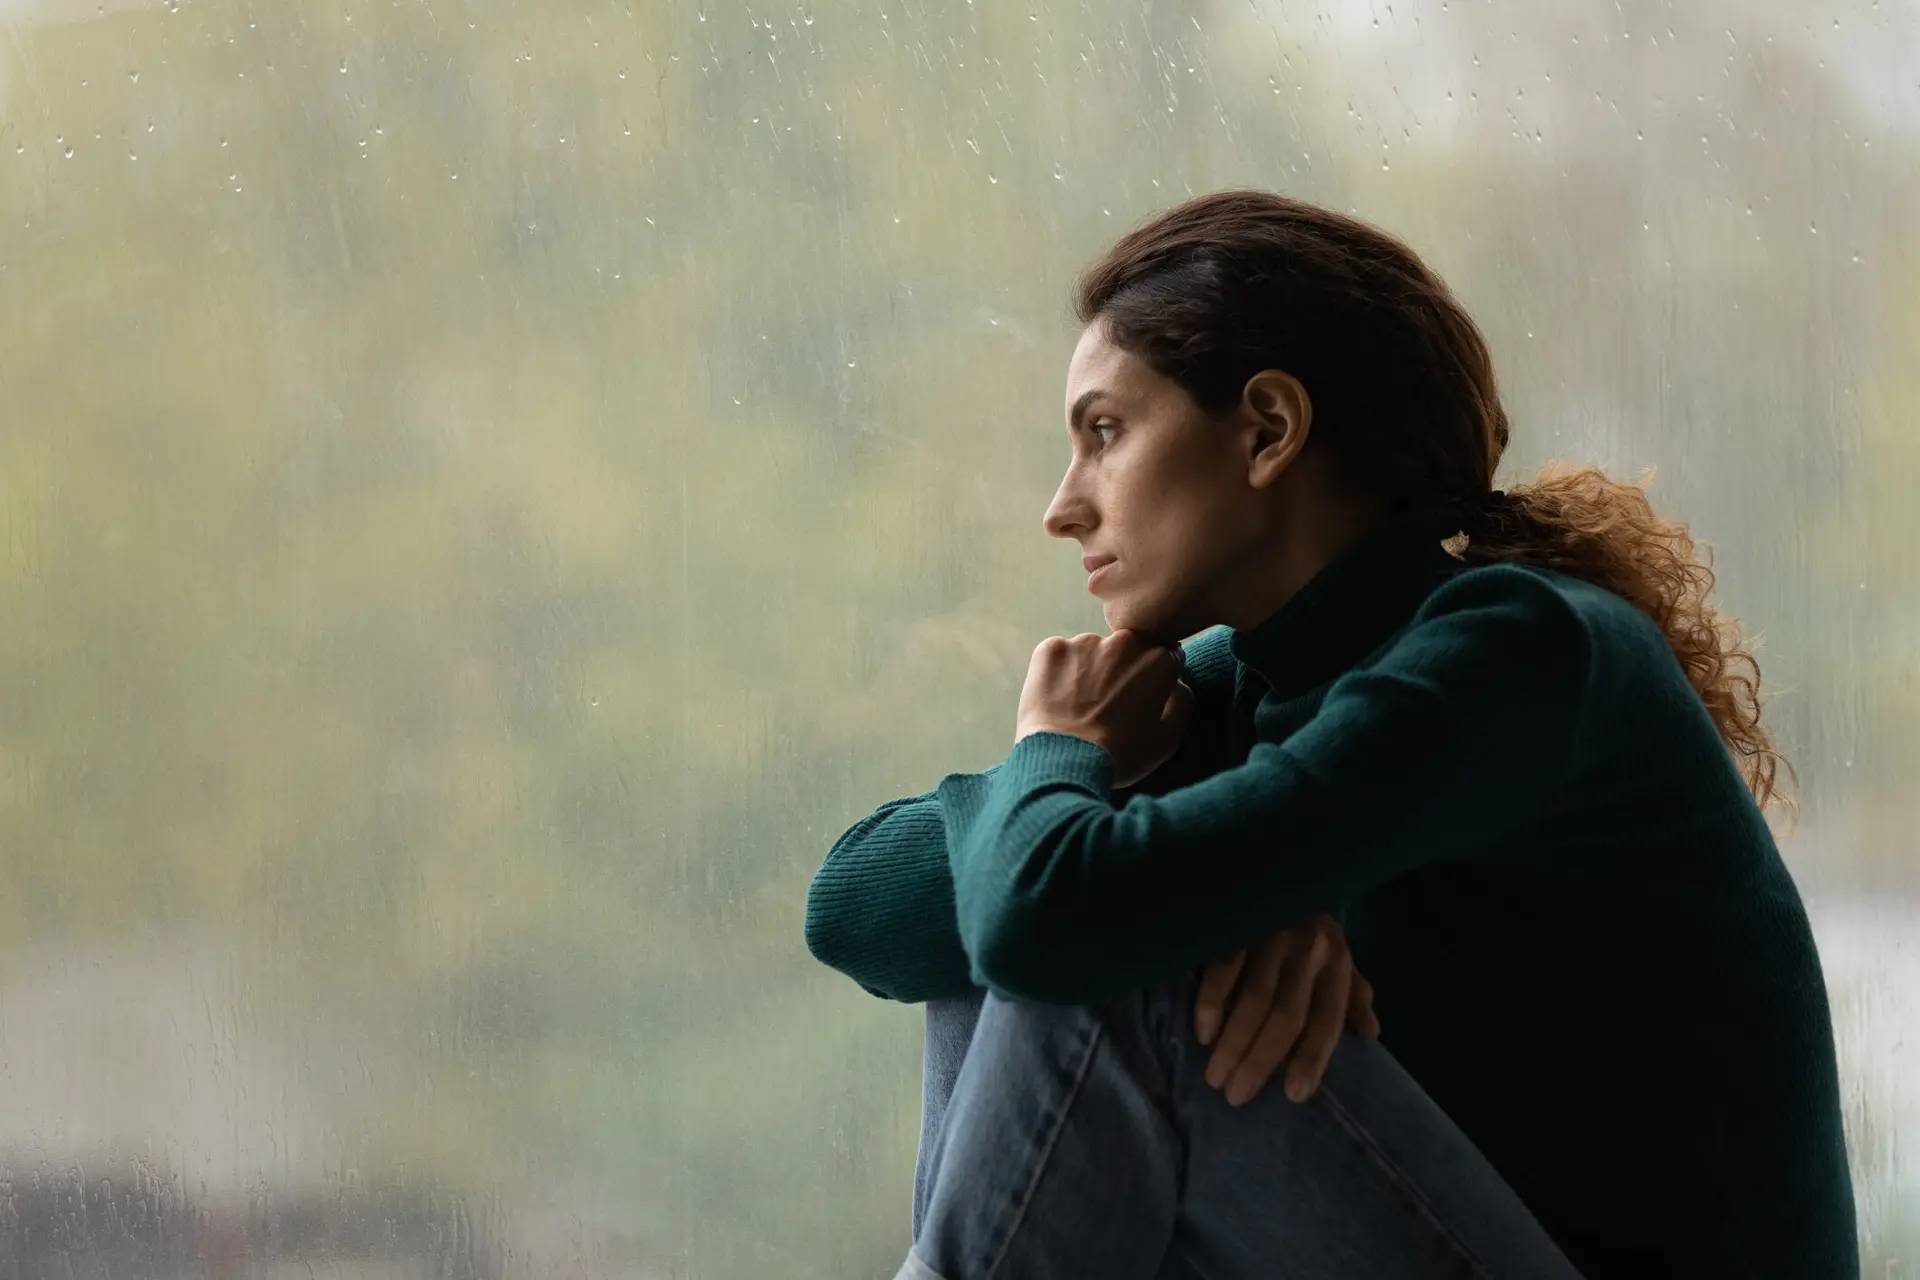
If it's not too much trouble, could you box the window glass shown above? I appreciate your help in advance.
[1,0,1913,1272]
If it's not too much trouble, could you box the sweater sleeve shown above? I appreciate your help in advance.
[804,783,984,1003]
[943,569,1593,1003]
[804,627,1243,1004]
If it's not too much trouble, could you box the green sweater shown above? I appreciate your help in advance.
[805,508,1857,1279]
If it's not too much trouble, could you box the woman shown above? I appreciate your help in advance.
[805,190,1856,1278]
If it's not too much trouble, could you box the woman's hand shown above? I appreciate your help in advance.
[1195,915,1381,1106]
[1014,630,1195,788]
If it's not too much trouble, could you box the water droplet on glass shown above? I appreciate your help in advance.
[128,70,139,83]
[339,59,348,73]
[146,120,155,133]
[622,122,632,135]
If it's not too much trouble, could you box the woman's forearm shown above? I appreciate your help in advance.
[805,626,1242,1003]
[946,573,1590,1002]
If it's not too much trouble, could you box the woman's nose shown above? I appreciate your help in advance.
[1043,483,1092,540]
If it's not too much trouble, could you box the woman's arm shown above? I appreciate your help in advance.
[945,568,1593,1003]
[804,783,981,1003]
[804,627,1244,1003]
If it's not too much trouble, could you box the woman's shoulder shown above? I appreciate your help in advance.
[1415,560,1693,692]
[1424,560,1664,640]
[1177,625,1240,705]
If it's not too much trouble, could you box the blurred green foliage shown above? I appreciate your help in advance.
[0,0,1913,1274]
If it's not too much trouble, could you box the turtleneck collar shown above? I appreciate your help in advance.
[1228,505,1467,699]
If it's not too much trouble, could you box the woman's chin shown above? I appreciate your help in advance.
[1102,597,1186,644]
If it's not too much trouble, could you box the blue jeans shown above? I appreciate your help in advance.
[903,985,1582,1280]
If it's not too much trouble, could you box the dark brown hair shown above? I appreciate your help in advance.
[1075,189,1787,810]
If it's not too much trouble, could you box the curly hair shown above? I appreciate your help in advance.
[1074,189,1789,810]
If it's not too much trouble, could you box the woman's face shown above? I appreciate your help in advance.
[1045,323,1277,642]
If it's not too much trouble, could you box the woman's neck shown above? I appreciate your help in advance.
[1213,483,1383,633]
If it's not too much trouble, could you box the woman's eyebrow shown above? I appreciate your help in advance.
[1068,388,1113,431]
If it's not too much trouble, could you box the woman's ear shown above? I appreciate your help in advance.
[1241,370,1313,489]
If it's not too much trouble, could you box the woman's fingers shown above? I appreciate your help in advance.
[1203,936,1291,1090]
[1119,679,1197,788]
[1347,972,1381,1039]
[1219,929,1329,1105]
[1280,956,1352,1103]
[1195,949,1247,1047]
[1160,678,1196,735]
[1202,916,1380,1105]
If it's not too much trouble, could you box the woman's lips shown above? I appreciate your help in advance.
[1083,554,1117,593]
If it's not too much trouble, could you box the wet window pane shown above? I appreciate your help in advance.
[1,0,1913,1274]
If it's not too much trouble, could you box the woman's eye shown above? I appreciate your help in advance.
[1093,422,1119,447]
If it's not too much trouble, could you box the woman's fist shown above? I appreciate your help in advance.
[1015,629,1194,788]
